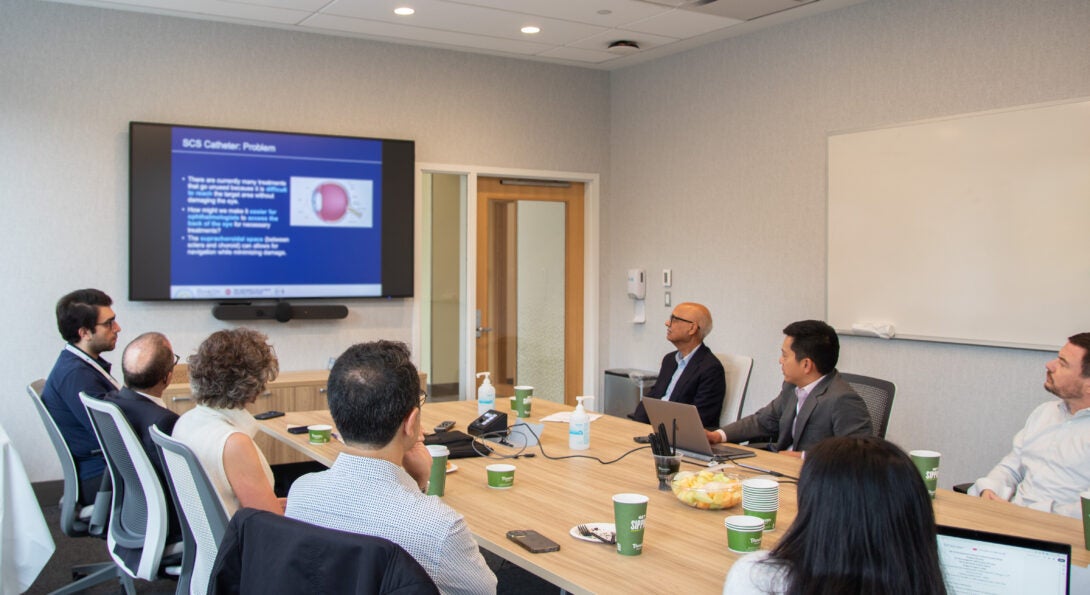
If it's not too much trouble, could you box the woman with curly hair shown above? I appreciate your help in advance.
[172,327,282,517]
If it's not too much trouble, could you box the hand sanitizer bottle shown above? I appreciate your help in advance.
[475,372,495,416]
[569,396,594,450]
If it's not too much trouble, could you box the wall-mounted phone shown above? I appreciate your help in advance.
[626,269,646,299]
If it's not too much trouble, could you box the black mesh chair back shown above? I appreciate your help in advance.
[841,372,896,438]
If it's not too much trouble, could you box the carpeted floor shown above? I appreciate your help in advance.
[28,501,560,594]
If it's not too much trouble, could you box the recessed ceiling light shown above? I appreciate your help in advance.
[521,26,541,34]
[394,7,415,16]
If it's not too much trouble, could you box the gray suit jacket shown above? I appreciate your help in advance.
[719,370,872,452]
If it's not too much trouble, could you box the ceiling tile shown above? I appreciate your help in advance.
[301,13,555,56]
[623,8,743,37]
[537,46,621,64]
[73,0,313,24]
[448,0,672,28]
[567,28,678,52]
[322,0,608,44]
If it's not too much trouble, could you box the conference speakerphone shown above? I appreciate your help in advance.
[212,301,348,323]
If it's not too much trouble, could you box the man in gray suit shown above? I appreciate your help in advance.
[706,320,872,456]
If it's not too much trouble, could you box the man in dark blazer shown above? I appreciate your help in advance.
[630,302,726,428]
[707,320,872,455]
[104,331,182,544]
[105,332,180,469]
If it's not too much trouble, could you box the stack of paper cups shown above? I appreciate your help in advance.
[724,515,765,553]
[741,478,780,532]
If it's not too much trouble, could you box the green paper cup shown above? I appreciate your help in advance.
[725,515,765,553]
[1081,490,1090,550]
[613,493,649,556]
[308,424,332,444]
[426,445,449,497]
[486,464,516,489]
[742,508,778,532]
[513,386,534,418]
[910,450,941,499]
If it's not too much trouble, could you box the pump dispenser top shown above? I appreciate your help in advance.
[475,372,495,415]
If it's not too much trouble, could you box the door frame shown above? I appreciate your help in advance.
[415,163,600,401]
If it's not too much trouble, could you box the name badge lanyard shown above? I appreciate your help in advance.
[65,343,123,391]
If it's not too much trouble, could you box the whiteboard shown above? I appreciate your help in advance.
[827,98,1090,351]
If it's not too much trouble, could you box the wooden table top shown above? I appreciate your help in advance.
[257,399,1089,594]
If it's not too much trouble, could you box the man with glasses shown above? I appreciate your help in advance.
[42,288,123,504]
[287,341,496,594]
[706,320,871,456]
[105,331,183,542]
[105,332,180,485]
[630,302,726,428]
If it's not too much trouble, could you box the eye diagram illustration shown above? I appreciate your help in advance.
[312,182,362,222]
[290,177,374,228]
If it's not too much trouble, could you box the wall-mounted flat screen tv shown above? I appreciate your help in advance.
[129,122,414,301]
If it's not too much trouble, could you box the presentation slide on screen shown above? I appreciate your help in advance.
[168,127,383,299]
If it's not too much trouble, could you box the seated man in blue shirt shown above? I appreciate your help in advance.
[286,341,497,595]
[42,288,122,504]
[630,302,726,428]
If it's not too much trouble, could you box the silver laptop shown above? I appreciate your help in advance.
[641,397,755,462]
[937,525,1070,594]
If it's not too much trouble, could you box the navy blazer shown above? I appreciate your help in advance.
[630,343,726,428]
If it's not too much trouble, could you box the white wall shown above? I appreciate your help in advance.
[0,0,609,481]
[605,0,1090,487]
[7,0,1089,491]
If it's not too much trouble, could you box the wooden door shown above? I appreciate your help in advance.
[475,177,584,405]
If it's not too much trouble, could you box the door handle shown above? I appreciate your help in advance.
[476,326,492,338]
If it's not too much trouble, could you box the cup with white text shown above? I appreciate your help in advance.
[909,450,941,499]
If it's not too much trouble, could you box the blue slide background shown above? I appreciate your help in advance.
[169,127,383,288]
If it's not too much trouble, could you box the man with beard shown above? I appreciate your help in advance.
[969,332,1090,518]
[42,288,122,505]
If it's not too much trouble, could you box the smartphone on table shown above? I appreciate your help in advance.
[506,530,560,553]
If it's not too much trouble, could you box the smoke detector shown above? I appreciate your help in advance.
[607,40,641,54]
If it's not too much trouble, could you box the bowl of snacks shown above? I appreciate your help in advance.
[671,470,742,510]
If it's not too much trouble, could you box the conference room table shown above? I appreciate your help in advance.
[257,399,1089,594]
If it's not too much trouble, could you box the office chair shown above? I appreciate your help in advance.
[151,425,228,595]
[840,373,896,439]
[210,508,439,594]
[81,394,182,592]
[26,380,126,594]
[715,353,754,427]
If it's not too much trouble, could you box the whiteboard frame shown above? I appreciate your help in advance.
[826,96,1090,352]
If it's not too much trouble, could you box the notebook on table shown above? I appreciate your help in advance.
[640,397,756,462]
[937,524,1070,594]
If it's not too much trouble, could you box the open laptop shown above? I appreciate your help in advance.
[937,525,1070,595]
[641,397,755,462]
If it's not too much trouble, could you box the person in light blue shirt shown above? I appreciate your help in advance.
[287,341,496,595]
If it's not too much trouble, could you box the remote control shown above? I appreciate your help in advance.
[434,420,456,433]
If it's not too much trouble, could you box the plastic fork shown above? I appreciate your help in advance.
[577,524,614,544]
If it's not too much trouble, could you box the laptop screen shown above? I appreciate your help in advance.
[937,525,1070,595]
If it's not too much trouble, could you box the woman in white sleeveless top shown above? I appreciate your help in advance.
[172,328,283,517]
